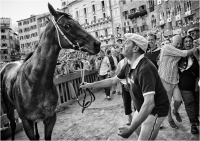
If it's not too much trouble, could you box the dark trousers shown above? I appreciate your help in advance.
[181,90,199,124]
[121,83,132,115]
[99,74,110,96]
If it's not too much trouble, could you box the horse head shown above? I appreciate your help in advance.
[48,3,101,55]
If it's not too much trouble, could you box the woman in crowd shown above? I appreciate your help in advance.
[178,35,199,134]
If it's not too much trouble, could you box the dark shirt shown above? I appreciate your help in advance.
[117,57,169,117]
[145,48,160,69]
[178,57,199,91]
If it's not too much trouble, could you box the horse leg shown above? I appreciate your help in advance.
[34,122,40,140]
[21,119,36,140]
[43,112,57,140]
[7,110,16,140]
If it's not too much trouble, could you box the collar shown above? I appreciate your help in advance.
[128,54,144,69]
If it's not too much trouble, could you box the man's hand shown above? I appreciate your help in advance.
[80,82,93,89]
[118,126,132,138]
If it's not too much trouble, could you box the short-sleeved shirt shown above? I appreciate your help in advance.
[99,56,110,76]
[117,55,169,117]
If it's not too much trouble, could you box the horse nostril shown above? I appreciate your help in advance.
[93,41,101,53]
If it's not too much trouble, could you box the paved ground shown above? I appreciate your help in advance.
[6,90,199,140]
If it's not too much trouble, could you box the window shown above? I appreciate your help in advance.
[175,5,181,15]
[10,36,12,40]
[92,5,95,12]
[139,5,146,11]
[62,1,66,6]
[130,8,136,14]
[19,29,23,33]
[94,16,96,22]
[166,8,171,18]
[149,0,154,7]
[123,0,126,5]
[103,13,106,18]
[18,22,22,26]
[84,8,87,17]
[95,32,98,37]
[168,22,172,30]
[76,11,79,18]
[2,43,7,47]
[151,15,156,28]
[1,35,6,39]
[123,11,129,20]
[184,1,192,12]
[1,29,5,33]
[105,29,108,36]
[159,12,164,20]
[101,1,105,9]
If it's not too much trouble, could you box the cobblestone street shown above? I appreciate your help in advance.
[6,90,199,140]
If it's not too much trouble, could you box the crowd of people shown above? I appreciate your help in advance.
[0,25,199,140]
[80,26,199,140]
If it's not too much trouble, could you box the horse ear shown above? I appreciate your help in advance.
[48,3,58,17]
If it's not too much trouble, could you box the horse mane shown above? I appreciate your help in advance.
[23,52,34,62]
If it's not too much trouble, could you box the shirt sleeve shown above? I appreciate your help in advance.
[117,64,126,79]
[164,45,187,57]
[138,67,156,96]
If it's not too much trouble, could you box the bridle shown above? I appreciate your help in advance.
[50,14,83,51]
[51,14,95,113]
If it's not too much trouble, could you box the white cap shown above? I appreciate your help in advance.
[124,33,148,52]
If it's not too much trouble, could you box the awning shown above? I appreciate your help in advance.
[128,10,147,19]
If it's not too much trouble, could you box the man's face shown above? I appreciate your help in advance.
[122,40,134,57]
[183,37,193,50]
[147,36,156,48]
[190,31,199,40]
[172,36,182,49]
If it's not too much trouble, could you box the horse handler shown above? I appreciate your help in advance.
[80,33,169,140]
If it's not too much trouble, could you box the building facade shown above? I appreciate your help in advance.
[62,0,117,50]
[17,15,40,55]
[17,13,51,56]
[121,0,199,43]
[0,18,20,62]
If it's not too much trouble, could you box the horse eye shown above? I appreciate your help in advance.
[64,24,70,29]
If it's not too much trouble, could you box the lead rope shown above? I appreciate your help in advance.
[79,61,95,113]
[71,57,95,113]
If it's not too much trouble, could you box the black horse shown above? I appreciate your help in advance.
[0,3,100,140]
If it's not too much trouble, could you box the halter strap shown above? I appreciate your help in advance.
[50,15,83,50]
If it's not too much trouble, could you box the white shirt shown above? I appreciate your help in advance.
[99,56,110,76]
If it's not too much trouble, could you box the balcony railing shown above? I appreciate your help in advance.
[128,9,147,19]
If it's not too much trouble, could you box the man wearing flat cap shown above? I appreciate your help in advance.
[80,33,169,140]
[188,27,199,41]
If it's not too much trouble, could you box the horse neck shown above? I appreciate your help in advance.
[23,23,61,86]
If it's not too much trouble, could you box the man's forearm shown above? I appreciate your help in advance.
[186,49,194,56]
[129,103,154,133]
[91,77,115,89]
